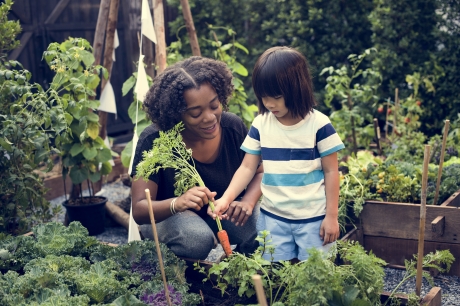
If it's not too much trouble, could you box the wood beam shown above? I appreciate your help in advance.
[153,0,166,73]
[180,0,200,56]
[44,0,71,24]
[7,31,33,60]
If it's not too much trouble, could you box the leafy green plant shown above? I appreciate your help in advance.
[197,237,387,305]
[0,221,201,305]
[321,48,382,156]
[0,1,69,234]
[42,38,115,200]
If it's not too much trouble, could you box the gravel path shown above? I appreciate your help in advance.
[50,181,460,305]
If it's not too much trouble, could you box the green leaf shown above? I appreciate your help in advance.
[82,147,98,160]
[122,76,137,96]
[100,161,112,175]
[79,50,95,67]
[88,171,101,182]
[69,167,89,184]
[86,112,99,122]
[70,143,85,156]
[0,138,12,152]
[86,122,99,140]
[121,140,133,167]
[97,147,112,163]
[232,62,248,76]
[233,42,249,54]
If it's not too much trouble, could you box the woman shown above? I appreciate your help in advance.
[130,56,263,260]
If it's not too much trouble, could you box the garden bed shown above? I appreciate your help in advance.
[345,188,460,276]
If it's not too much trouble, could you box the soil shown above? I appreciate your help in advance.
[63,196,107,206]
[185,264,258,306]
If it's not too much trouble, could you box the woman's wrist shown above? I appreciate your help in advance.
[170,197,178,215]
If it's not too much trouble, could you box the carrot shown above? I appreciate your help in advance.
[217,230,232,257]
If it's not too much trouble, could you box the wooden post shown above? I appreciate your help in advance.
[93,0,111,66]
[347,93,358,155]
[98,0,120,140]
[252,275,268,306]
[385,99,390,137]
[145,189,172,306]
[416,145,431,297]
[152,0,167,73]
[180,0,201,56]
[394,88,398,134]
[373,118,381,155]
[433,120,450,205]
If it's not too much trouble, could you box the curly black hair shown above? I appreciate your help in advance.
[143,56,234,131]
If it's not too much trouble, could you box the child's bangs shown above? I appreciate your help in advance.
[253,64,283,98]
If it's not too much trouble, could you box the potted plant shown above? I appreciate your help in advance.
[43,37,115,235]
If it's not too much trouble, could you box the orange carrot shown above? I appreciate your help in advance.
[217,230,232,257]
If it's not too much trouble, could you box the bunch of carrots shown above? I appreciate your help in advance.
[136,122,232,257]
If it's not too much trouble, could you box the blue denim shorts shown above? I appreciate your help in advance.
[256,210,334,261]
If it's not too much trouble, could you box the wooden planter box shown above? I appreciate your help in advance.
[43,156,128,201]
[344,188,460,277]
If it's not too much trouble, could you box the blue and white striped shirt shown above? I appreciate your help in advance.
[241,110,344,221]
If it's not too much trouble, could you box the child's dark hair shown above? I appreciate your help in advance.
[252,46,316,118]
[143,56,234,130]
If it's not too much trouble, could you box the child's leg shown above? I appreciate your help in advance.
[256,211,297,261]
[293,217,334,261]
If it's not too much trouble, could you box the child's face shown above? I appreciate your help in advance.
[262,96,290,120]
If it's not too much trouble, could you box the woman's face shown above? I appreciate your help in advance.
[181,83,222,140]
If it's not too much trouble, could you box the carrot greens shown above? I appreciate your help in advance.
[136,122,223,231]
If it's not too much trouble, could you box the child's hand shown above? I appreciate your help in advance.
[320,215,340,245]
[207,198,229,220]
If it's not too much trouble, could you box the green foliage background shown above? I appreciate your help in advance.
[166,0,460,133]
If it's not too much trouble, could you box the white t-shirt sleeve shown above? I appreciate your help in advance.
[316,115,345,157]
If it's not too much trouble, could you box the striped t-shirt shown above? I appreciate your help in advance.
[241,110,344,221]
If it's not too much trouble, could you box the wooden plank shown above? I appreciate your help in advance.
[362,236,460,276]
[43,156,128,200]
[7,31,33,60]
[431,216,445,236]
[420,286,442,306]
[361,201,460,244]
[440,189,460,207]
[10,0,30,23]
[44,0,71,24]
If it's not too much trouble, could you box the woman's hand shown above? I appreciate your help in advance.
[174,186,216,213]
[223,200,254,226]
[319,215,340,245]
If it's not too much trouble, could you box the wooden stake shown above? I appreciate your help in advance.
[93,0,111,66]
[373,118,381,155]
[385,99,390,137]
[145,189,172,306]
[394,88,398,134]
[433,120,450,205]
[98,0,120,140]
[180,0,201,56]
[252,274,268,306]
[416,145,431,297]
[347,93,358,155]
[152,0,167,73]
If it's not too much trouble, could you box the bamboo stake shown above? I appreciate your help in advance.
[152,0,167,73]
[433,120,450,205]
[416,145,431,297]
[373,118,381,155]
[385,98,390,137]
[145,189,172,306]
[98,0,119,140]
[347,93,358,155]
[252,275,268,306]
[394,88,398,135]
[93,0,111,66]
[180,0,201,56]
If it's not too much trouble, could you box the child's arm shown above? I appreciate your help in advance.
[320,152,340,245]
[208,153,261,219]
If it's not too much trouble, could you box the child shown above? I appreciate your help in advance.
[209,46,345,261]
